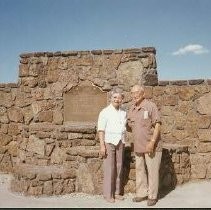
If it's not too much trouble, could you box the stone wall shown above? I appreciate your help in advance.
[0,83,20,173]
[0,47,210,196]
[155,79,211,181]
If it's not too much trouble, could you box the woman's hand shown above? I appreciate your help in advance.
[99,144,107,158]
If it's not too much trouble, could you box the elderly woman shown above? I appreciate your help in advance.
[97,87,126,203]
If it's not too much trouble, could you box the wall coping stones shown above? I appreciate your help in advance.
[53,51,62,56]
[142,47,156,53]
[188,79,204,85]
[19,53,34,58]
[79,51,90,55]
[123,48,143,53]
[0,83,18,88]
[170,80,188,86]
[60,51,77,57]
[158,79,210,86]
[103,50,114,55]
[91,50,102,55]
[19,47,156,59]
[34,52,46,57]
[113,49,123,54]
[158,81,170,86]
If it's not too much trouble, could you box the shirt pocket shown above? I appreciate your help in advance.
[140,111,151,127]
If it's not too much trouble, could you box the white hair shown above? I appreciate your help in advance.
[110,87,124,98]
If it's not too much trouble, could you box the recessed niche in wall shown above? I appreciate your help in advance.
[64,86,107,122]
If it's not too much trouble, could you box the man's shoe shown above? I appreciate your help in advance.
[147,199,158,206]
[132,196,147,202]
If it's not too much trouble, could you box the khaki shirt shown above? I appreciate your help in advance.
[127,99,162,153]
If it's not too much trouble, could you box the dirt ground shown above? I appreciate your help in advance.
[0,174,211,208]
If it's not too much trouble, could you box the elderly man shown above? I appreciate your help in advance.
[127,85,162,206]
[97,87,126,203]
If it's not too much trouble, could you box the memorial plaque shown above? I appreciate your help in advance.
[64,86,107,122]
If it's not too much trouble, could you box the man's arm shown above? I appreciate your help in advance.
[146,122,161,153]
[151,122,161,143]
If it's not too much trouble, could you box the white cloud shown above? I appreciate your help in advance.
[172,44,209,55]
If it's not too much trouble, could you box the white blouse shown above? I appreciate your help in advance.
[97,104,126,145]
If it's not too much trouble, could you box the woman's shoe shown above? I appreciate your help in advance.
[115,194,124,200]
[105,197,115,203]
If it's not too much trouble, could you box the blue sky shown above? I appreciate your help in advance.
[0,0,210,83]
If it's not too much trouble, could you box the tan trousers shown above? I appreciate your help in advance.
[135,151,162,199]
[103,141,124,199]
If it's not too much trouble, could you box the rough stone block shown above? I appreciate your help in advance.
[26,135,45,156]
[170,80,188,86]
[188,79,204,85]
[62,180,75,194]
[28,186,43,196]
[50,147,67,164]
[197,142,211,153]
[7,141,18,156]
[61,170,76,179]
[45,144,55,157]
[38,111,53,122]
[76,160,103,194]
[0,134,12,146]
[197,116,211,129]
[8,108,24,123]
[61,122,96,134]
[206,164,211,178]
[197,92,211,115]
[162,95,178,106]
[191,164,206,179]
[53,110,63,125]
[198,129,211,142]
[43,180,53,195]
[37,173,52,181]
[0,92,13,108]
[19,64,29,77]
[158,81,169,86]
[10,179,29,193]
[53,180,64,195]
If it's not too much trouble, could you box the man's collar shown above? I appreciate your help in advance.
[132,98,147,110]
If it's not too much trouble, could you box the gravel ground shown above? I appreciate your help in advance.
[0,174,211,208]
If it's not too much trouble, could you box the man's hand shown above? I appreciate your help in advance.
[146,140,155,154]
[99,144,107,158]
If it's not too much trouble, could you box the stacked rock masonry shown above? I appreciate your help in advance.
[0,47,210,196]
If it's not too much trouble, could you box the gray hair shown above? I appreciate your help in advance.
[109,87,124,99]
[131,84,145,93]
